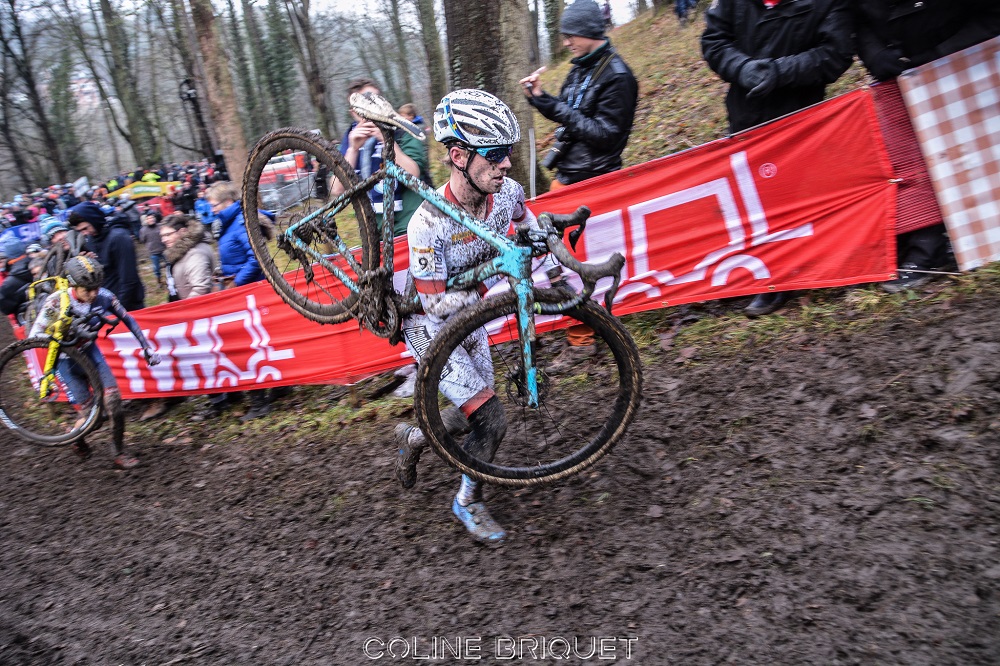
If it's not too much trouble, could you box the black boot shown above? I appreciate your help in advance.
[744,291,795,318]
[240,389,272,423]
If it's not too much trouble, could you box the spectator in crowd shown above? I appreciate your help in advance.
[197,181,284,422]
[174,181,197,215]
[675,0,697,26]
[0,236,31,317]
[139,213,166,288]
[520,0,638,367]
[161,213,217,301]
[67,201,145,311]
[118,196,142,238]
[701,0,853,316]
[40,220,75,279]
[333,78,430,237]
[139,212,219,423]
[602,0,613,30]
[209,181,266,288]
[520,0,638,188]
[854,0,1000,292]
[194,187,214,229]
[7,202,30,226]
[335,80,432,397]
[398,103,418,123]
[25,242,45,260]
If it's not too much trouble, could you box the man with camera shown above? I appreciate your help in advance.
[520,0,638,190]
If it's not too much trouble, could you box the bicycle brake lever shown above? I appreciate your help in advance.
[568,218,586,252]
[604,271,622,313]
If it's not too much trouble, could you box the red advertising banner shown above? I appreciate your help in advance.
[36,89,896,399]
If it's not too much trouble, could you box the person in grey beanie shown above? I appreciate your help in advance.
[520,0,638,188]
[520,0,638,367]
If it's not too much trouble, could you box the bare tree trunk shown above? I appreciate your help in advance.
[442,0,537,187]
[369,22,401,103]
[414,0,447,106]
[283,0,333,137]
[0,48,33,193]
[239,0,271,127]
[188,0,249,181]
[542,0,563,61]
[98,0,159,166]
[529,0,541,68]
[386,0,412,102]
[150,0,217,158]
[227,0,268,140]
[102,101,123,175]
[54,0,132,150]
[0,0,67,183]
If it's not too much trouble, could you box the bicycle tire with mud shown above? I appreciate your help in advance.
[0,338,104,446]
[243,128,379,325]
[414,289,642,487]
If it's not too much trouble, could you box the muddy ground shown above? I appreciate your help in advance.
[1,286,999,665]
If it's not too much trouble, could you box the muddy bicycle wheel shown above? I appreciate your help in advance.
[243,128,379,325]
[414,290,642,487]
[0,338,103,446]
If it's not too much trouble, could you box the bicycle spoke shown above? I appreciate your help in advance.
[418,292,640,486]
[243,129,377,325]
[0,340,102,446]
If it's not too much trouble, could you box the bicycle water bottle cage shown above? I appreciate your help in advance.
[348,92,426,140]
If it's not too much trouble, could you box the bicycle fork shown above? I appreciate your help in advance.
[513,278,541,409]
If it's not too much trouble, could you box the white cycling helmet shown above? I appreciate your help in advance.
[433,89,520,147]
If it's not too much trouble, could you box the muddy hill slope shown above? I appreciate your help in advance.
[2,279,998,664]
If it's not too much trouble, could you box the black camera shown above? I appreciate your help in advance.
[541,127,571,169]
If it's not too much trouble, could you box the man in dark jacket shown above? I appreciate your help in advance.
[855,0,1000,292]
[702,0,854,134]
[521,0,638,187]
[701,0,853,316]
[67,201,145,310]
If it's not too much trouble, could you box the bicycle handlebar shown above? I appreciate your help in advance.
[521,206,627,312]
[60,312,121,346]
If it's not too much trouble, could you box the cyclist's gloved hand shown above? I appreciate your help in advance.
[211,218,222,239]
[143,349,161,367]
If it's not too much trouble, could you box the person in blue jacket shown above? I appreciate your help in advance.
[198,181,280,422]
[205,181,269,287]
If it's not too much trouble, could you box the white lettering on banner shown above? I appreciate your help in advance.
[381,150,813,335]
[109,295,295,394]
[609,151,814,301]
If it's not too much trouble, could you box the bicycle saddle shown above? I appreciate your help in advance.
[349,92,426,141]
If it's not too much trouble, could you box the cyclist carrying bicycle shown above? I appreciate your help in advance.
[29,256,161,469]
[394,89,538,544]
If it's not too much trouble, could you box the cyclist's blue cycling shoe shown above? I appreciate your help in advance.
[452,498,506,544]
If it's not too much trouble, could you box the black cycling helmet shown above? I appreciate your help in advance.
[65,255,105,290]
